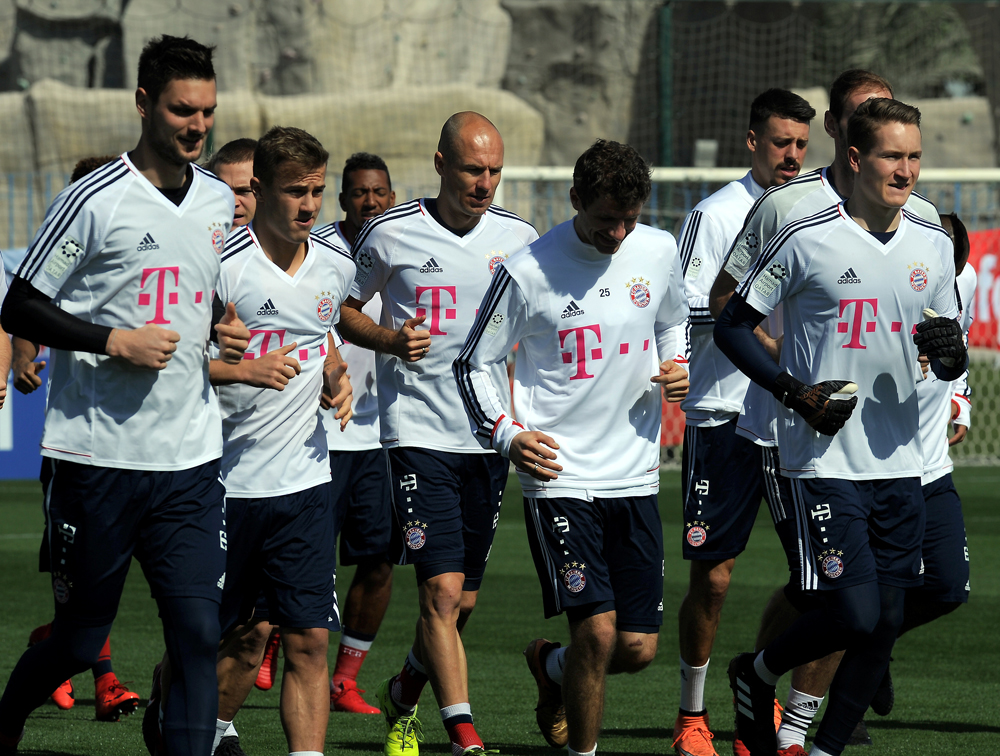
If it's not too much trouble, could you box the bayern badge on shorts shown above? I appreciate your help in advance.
[686,521,709,547]
[404,521,427,550]
[559,562,587,593]
[51,573,71,604]
[908,262,928,292]
[211,228,225,254]
[316,293,335,322]
[818,549,845,579]
[628,276,651,308]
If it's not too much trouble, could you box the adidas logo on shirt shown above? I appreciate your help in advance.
[257,298,280,316]
[136,233,159,251]
[419,258,444,273]
[560,300,585,319]
[837,267,861,284]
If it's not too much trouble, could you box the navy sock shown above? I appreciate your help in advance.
[812,584,905,755]
[762,581,881,676]
[158,596,220,756]
[0,620,111,738]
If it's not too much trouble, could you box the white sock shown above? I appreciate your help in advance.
[544,646,568,686]
[754,651,781,686]
[289,752,324,756]
[407,647,426,675]
[440,702,473,721]
[679,656,709,713]
[568,745,596,756]
[340,632,374,652]
[809,746,836,756]
[212,719,233,753]
[777,687,823,749]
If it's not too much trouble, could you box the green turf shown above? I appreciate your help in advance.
[1,469,998,755]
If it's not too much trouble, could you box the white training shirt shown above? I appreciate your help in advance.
[740,204,957,480]
[216,224,356,497]
[455,220,689,498]
[725,167,941,446]
[16,154,233,470]
[314,221,382,451]
[678,170,766,425]
[351,200,538,452]
[918,264,976,485]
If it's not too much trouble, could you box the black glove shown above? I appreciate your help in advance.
[772,373,858,436]
[913,316,966,366]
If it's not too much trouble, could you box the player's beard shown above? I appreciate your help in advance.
[149,127,200,168]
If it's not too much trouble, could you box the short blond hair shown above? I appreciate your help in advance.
[253,126,328,186]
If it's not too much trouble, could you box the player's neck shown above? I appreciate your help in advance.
[128,142,190,189]
[845,195,901,233]
[430,196,482,235]
[340,219,360,246]
[827,159,854,200]
[253,221,308,276]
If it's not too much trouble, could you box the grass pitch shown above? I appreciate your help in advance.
[1,468,998,755]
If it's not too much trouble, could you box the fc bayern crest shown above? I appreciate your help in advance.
[211,228,225,254]
[686,526,707,547]
[629,278,651,308]
[488,255,506,275]
[404,521,427,550]
[909,267,928,291]
[52,576,70,604]
[563,569,586,593]
[819,551,845,579]
[317,296,335,322]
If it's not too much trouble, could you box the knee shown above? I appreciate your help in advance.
[616,633,658,673]
[55,623,112,668]
[419,574,464,622]
[282,628,329,666]
[355,558,393,590]
[689,561,733,608]
[570,616,617,663]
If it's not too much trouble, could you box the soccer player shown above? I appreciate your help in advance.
[207,139,258,227]
[454,139,690,756]
[338,112,537,756]
[705,71,940,755]
[0,35,248,756]
[11,154,141,723]
[313,152,397,715]
[715,98,967,756]
[207,126,355,756]
[671,88,814,756]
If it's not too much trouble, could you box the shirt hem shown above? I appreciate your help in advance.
[41,447,222,471]
[223,473,332,498]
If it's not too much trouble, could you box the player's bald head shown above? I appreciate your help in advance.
[437,112,503,164]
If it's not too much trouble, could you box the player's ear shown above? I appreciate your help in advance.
[746,129,757,153]
[388,190,396,209]
[135,88,151,120]
[339,192,348,213]
[433,151,445,177]
[847,145,861,173]
[250,176,263,200]
[824,110,837,140]
[569,186,582,213]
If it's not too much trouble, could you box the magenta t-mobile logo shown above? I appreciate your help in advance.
[138,266,181,324]
[559,324,603,380]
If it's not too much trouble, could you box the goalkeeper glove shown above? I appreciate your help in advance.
[913,308,966,367]
[772,373,858,436]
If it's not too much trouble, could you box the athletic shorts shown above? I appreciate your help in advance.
[523,494,664,634]
[790,477,924,592]
[682,421,796,564]
[387,448,507,590]
[330,449,392,565]
[39,457,226,627]
[910,474,970,603]
[220,483,339,635]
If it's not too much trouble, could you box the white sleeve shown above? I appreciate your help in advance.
[678,210,725,324]
[0,250,8,307]
[723,198,779,283]
[952,373,971,428]
[655,244,691,361]
[454,266,530,456]
[349,229,392,302]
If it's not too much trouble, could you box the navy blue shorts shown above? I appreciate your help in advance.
[524,494,664,634]
[220,483,339,635]
[682,422,796,562]
[910,474,970,604]
[330,449,393,565]
[387,448,507,591]
[790,477,924,592]
[39,457,226,627]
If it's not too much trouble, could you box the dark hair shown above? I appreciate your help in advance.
[70,155,118,184]
[749,89,816,132]
[943,212,970,271]
[342,152,391,192]
[206,138,258,174]
[572,139,652,210]
[829,69,893,121]
[137,35,216,103]
[848,98,921,155]
[253,126,329,186]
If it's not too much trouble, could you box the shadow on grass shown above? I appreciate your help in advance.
[864,719,1000,735]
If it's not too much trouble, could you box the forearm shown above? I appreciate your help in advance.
[2,277,112,354]
[209,359,246,386]
[714,294,783,393]
[337,301,395,353]
[708,270,739,320]
[0,330,11,379]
